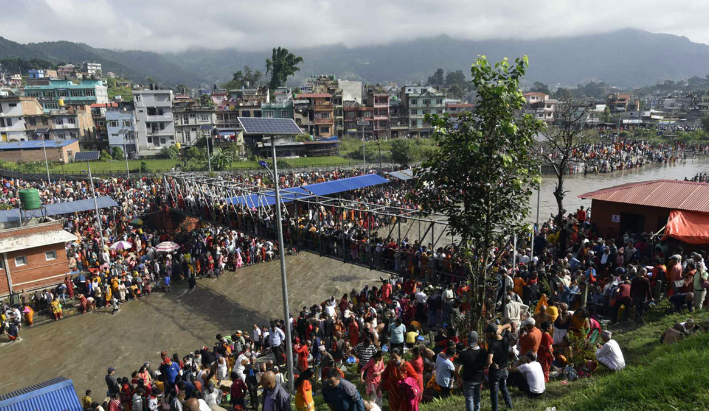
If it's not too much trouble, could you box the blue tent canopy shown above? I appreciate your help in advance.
[225,174,389,208]
[0,196,119,223]
[0,377,82,411]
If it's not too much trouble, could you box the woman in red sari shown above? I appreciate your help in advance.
[381,348,418,411]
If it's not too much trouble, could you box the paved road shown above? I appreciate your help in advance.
[0,252,383,398]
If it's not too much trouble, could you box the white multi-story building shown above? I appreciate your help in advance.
[523,92,556,122]
[133,89,175,156]
[106,105,137,155]
[338,80,363,104]
[82,62,102,77]
[0,96,29,142]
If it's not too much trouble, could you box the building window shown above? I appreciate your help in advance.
[264,111,274,118]
[42,118,48,126]
[436,99,443,105]
[280,110,289,117]
[54,118,63,125]
[122,120,131,127]
[15,256,27,267]
[68,117,76,125]
[57,132,66,139]
[411,99,417,105]
[108,120,119,127]
[28,118,36,126]
[199,114,209,121]
[9,103,17,107]
[147,137,152,143]
[45,250,57,260]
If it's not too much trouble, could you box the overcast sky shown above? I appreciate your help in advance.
[2,0,709,52]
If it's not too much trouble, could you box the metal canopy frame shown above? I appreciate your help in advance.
[162,172,456,250]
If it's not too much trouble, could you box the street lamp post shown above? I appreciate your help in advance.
[86,159,106,251]
[260,136,295,394]
[38,132,51,185]
[206,131,213,173]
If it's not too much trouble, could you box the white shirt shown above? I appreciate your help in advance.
[517,361,545,394]
[595,339,626,371]
[443,289,454,303]
[253,327,262,342]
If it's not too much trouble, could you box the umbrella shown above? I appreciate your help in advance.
[155,241,180,253]
[130,218,144,226]
[110,241,132,250]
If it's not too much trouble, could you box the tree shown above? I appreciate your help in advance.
[530,81,551,95]
[111,146,124,160]
[199,94,215,107]
[701,114,709,132]
[223,66,263,89]
[447,84,464,99]
[265,47,303,90]
[100,149,112,161]
[533,101,596,243]
[602,106,612,123]
[427,68,445,86]
[416,56,543,332]
[390,139,414,166]
[161,145,180,159]
[445,70,468,88]
[176,84,189,95]
[210,148,234,171]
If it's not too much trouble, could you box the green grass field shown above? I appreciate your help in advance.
[57,156,362,175]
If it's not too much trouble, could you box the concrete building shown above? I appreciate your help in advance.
[365,89,389,140]
[82,62,102,77]
[388,98,408,138]
[523,92,556,122]
[106,104,137,155]
[56,64,77,78]
[401,86,446,137]
[273,87,292,104]
[298,93,334,137]
[24,79,108,111]
[607,93,640,113]
[173,105,217,146]
[0,139,79,164]
[261,101,294,119]
[133,89,175,155]
[0,221,77,297]
[89,102,119,150]
[445,102,474,118]
[338,80,363,104]
[0,96,44,142]
[28,69,45,79]
[24,105,95,144]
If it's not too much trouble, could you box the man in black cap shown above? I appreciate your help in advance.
[485,322,513,411]
[105,367,120,397]
[455,331,487,411]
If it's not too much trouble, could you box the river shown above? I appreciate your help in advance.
[529,158,709,223]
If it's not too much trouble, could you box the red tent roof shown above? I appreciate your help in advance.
[665,210,709,244]
[579,179,709,213]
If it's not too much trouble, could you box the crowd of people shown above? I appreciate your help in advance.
[687,172,709,183]
[0,151,707,411]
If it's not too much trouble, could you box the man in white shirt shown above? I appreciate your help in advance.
[510,351,545,397]
[252,324,262,354]
[595,330,626,371]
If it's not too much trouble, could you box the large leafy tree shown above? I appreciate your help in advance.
[416,56,543,332]
[427,68,445,86]
[390,139,414,166]
[265,47,303,90]
[223,66,263,90]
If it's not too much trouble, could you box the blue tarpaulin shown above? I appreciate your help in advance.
[225,174,389,208]
[0,377,82,411]
[0,196,119,223]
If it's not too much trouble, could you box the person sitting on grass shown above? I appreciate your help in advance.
[595,330,625,371]
[508,351,545,398]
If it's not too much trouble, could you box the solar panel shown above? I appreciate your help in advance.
[74,151,100,161]
[238,118,303,135]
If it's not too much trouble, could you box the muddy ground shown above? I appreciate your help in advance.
[0,252,384,398]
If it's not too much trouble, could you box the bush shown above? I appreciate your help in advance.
[100,149,112,161]
[140,161,149,173]
[161,145,180,159]
[390,138,414,166]
[111,146,124,160]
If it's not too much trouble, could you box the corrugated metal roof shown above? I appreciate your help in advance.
[0,377,82,411]
[0,139,78,150]
[579,179,709,213]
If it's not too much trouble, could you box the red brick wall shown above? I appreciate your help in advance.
[590,200,672,239]
[0,222,71,297]
[0,140,79,164]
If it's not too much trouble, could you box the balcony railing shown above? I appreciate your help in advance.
[314,118,334,125]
